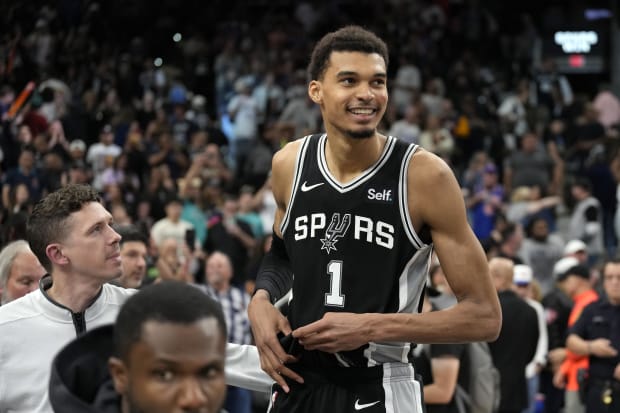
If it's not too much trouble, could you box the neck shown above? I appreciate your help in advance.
[324,132,385,182]
[211,280,229,293]
[47,272,104,313]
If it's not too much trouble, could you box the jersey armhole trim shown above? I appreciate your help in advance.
[280,135,312,234]
[399,144,426,249]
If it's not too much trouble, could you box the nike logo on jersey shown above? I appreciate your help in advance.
[354,399,380,410]
[301,181,324,192]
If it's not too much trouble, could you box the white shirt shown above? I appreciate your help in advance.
[0,283,134,413]
[0,281,272,413]
[525,298,548,379]
[150,217,194,248]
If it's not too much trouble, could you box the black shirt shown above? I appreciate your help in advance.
[570,298,620,380]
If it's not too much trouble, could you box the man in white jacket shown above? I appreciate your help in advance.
[0,184,271,413]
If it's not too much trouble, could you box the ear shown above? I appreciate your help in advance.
[308,81,322,104]
[108,356,129,395]
[46,244,69,266]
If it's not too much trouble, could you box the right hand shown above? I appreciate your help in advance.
[552,370,566,389]
[248,290,303,392]
[590,338,618,358]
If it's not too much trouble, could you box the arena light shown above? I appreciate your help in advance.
[554,31,598,53]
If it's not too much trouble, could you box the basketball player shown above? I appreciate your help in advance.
[248,26,502,412]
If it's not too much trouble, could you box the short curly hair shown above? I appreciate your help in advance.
[307,25,389,81]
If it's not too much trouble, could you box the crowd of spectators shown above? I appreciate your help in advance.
[2,0,620,412]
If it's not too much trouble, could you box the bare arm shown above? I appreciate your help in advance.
[248,141,304,391]
[366,151,501,343]
[566,334,618,358]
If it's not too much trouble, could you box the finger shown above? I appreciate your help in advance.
[264,334,296,364]
[293,320,323,338]
[272,371,290,393]
[259,349,303,391]
[278,364,304,385]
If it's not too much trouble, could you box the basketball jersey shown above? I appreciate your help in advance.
[281,134,433,369]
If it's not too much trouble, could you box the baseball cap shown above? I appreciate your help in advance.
[563,239,587,256]
[513,264,533,286]
[553,256,579,280]
[557,265,590,282]
[101,124,113,134]
[69,139,86,152]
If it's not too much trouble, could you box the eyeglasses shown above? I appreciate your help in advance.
[603,275,620,282]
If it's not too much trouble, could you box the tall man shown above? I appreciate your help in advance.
[248,26,501,412]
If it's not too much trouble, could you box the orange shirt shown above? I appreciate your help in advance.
[559,289,599,391]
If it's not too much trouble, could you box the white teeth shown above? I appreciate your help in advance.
[350,108,374,115]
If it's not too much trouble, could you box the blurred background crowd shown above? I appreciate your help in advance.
[2,0,620,412]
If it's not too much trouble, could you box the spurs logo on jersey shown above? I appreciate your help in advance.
[320,213,351,254]
[281,134,431,369]
[294,213,394,250]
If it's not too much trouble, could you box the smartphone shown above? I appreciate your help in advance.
[185,228,196,252]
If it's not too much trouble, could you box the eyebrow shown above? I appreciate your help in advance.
[336,70,387,78]
[153,357,224,368]
[86,215,114,233]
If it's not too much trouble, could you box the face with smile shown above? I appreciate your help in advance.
[51,202,122,281]
[110,318,227,413]
[309,51,388,140]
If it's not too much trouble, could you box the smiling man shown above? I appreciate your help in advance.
[0,184,135,412]
[249,26,501,413]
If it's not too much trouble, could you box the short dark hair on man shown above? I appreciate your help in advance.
[26,184,101,272]
[307,25,389,81]
[114,224,148,247]
[572,176,592,193]
[114,281,227,361]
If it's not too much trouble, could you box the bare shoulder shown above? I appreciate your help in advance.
[407,149,465,229]
[270,139,304,210]
[408,149,456,189]
[272,139,303,175]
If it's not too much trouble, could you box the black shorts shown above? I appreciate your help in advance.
[266,362,424,413]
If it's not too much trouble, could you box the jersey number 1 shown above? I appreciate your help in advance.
[325,260,345,307]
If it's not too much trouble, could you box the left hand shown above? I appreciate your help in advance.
[292,312,371,353]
